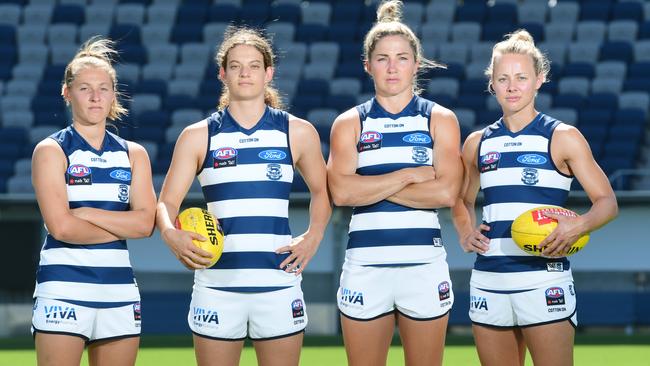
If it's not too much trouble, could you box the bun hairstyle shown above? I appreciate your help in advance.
[215,26,283,110]
[485,29,551,92]
[62,37,127,121]
[363,0,444,95]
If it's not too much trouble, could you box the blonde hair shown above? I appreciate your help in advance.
[485,29,550,92]
[363,0,444,95]
[215,26,283,110]
[62,37,127,121]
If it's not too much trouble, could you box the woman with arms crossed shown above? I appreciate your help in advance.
[31,37,156,366]
[452,30,618,366]
[156,26,330,366]
[327,1,463,365]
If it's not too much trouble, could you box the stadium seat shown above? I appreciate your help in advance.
[619,92,650,115]
[301,3,331,26]
[591,78,624,95]
[455,3,486,23]
[146,4,177,25]
[608,20,638,42]
[420,23,450,44]
[330,78,361,97]
[115,4,145,26]
[563,63,595,78]
[549,2,580,24]
[17,24,47,46]
[1,111,34,129]
[600,41,634,63]
[52,4,85,25]
[612,1,643,22]
[451,22,481,44]
[558,77,590,97]
[438,43,468,65]
[568,42,600,64]
[271,3,300,24]
[547,108,578,126]
[23,4,53,25]
[579,2,612,22]
[553,94,585,110]
[0,4,21,26]
[576,21,607,43]
[517,2,547,25]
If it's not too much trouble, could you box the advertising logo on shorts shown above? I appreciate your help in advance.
[480,151,500,172]
[133,301,141,321]
[213,147,237,168]
[357,131,382,152]
[545,287,565,306]
[44,304,78,326]
[67,164,92,185]
[291,299,304,318]
[469,295,488,312]
[340,288,364,307]
[192,306,219,328]
[438,281,451,301]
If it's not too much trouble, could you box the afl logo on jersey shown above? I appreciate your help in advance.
[480,151,500,172]
[517,154,547,165]
[358,131,382,152]
[109,169,131,181]
[213,147,237,168]
[258,149,287,161]
[403,132,432,144]
[67,164,92,185]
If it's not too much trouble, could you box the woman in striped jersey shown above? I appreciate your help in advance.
[327,1,463,365]
[156,26,330,366]
[452,30,618,366]
[31,37,156,365]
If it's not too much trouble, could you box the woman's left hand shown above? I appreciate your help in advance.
[276,232,321,275]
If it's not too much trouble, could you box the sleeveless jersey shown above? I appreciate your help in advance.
[196,107,299,292]
[33,126,139,308]
[473,113,574,291]
[346,96,446,266]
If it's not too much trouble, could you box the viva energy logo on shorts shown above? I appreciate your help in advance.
[469,296,488,311]
[340,288,364,306]
[44,305,77,325]
[192,306,219,328]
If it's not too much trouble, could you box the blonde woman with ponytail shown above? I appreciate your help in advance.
[327,1,463,365]
[31,37,156,365]
[156,26,330,366]
[452,30,617,366]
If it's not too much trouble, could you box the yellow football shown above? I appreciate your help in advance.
[511,206,589,257]
[174,207,224,267]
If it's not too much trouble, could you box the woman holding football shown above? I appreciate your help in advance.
[156,26,330,366]
[451,29,618,366]
[327,1,463,365]
[31,37,156,365]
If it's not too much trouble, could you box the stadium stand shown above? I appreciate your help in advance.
[0,0,648,194]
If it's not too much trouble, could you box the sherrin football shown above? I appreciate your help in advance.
[511,206,589,257]
[174,207,224,267]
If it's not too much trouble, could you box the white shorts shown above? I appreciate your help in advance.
[189,285,307,341]
[337,260,453,321]
[31,298,141,343]
[469,281,578,328]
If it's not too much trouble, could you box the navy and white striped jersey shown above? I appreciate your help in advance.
[473,113,574,291]
[196,107,299,292]
[346,96,446,266]
[33,126,139,308]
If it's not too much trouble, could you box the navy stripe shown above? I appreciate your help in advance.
[483,185,568,205]
[483,220,512,240]
[37,265,135,284]
[357,163,425,176]
[68,201,129,211]
[475,288,531,294]
[489,151,553,170]
[202,181,292,201]
[44,236,127,250]
[67,167,131,184]
[209,147,292,166]
[220,217,290,235]
[55,299,137,308]
[371,132,432,148]
[208,286,291,293]
[353,200,433,214]
[211,252,290,269]
[347,228,441,249]
[474,255,570,273]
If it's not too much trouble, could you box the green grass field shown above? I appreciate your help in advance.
[2,335,649,366]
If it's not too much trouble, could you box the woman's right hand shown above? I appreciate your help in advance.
[161,228,214,270]
[460,224,491,254]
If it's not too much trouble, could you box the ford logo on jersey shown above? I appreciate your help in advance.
[402,133,431,144]
[258,149,287,161]
[214,147,237,160]
[517,154,547,165]
[67,164,91,177]
[109,169,131,181]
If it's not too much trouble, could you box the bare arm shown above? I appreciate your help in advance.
[70,142,156,239]
[540,125,618,256]
[327,108,431,207]
[276,118,332,275]
[451,131,490,254]
[387,105,463,209]
[32,139,120,244]
[156,121,213,269]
